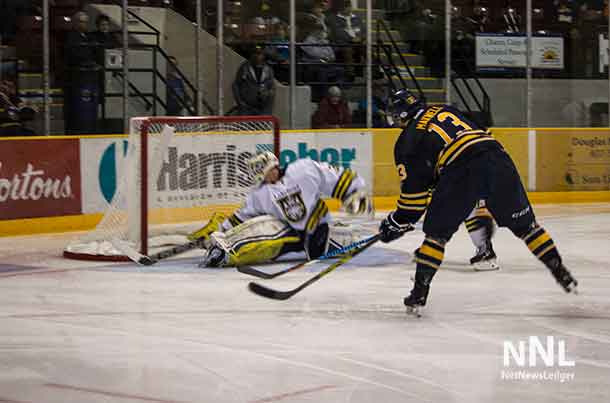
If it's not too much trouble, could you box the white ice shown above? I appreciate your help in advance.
[1,203,609,403]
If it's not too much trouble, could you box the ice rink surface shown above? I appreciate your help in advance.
[1,203,610,403]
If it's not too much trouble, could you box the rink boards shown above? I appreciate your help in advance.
[1,128,610,236]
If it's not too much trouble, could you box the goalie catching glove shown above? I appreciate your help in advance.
[342,190,373,216]
[379,212,415,243]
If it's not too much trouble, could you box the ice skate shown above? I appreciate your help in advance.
[404,277,430,318]
[199,246,228,268]
[470,241,499,271]
[548,259,578,293]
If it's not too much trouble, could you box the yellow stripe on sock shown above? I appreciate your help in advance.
[419,244,444,261]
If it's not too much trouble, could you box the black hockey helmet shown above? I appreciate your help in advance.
[388,88,425,125]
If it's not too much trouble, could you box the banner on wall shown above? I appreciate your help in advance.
[0,139,81,220]
[79,131,374,215]
[537,130,610,191]
[476,33,564,70]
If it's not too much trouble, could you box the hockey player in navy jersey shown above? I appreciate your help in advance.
[379,89,577,314]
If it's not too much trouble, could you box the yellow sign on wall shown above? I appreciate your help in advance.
[537,129,610,191]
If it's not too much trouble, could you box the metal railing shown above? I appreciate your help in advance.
[375,18,425,101]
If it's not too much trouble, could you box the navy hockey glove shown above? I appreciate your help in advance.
[379,212,414,243]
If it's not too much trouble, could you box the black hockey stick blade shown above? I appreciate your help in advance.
[238,260,312,279]
[237,233,381,279]
[238,265,284,279]
[248,233,381,300]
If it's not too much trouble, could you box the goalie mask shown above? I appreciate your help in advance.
[388,88,425,127]
[249,151,280,186]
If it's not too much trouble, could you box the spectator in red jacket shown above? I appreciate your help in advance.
[312,86,352,129]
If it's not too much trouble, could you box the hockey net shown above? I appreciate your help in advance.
[64,115,280,261]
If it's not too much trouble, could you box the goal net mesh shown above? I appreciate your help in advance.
[64,116,279,261]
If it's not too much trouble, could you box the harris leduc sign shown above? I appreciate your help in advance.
[476,33,564,70]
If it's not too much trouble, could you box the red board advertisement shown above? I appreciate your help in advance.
[0,139,82,220]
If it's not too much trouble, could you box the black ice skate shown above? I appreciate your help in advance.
[548,259,578,293]
[470,241,499,271]
[404,281,430,317]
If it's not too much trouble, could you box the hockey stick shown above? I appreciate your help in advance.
[237,233,380,279]
[111,237,206,266]
[248,233,381,300]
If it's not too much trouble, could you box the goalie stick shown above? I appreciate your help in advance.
[237,233,380,279]
[248,233,381,300]
[111,238,206,266]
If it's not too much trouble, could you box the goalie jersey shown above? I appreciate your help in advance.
[220,158,366,233]
[393,105,503,224]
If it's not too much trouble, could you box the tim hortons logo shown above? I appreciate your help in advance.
[0,162,73,202]
[156,145,254,191]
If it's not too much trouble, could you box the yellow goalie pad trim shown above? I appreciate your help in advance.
[227,236,301,267]
[187,212,227,241]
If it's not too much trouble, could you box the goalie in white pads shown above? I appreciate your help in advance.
[199,151,373,267]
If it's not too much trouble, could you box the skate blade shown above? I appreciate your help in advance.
[566,282,579,295]
[473,258,500,271]
[406,305,422,318]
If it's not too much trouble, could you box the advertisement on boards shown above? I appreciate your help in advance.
[79,131,374,215]
[0,139,81,220]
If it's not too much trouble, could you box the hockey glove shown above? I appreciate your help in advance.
[343,190,374,216]
[379,212,414,243]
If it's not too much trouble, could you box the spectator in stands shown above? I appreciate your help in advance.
[65,11,97,70]
[64,11,100,134]
[301,26,343,100]
[305,1,329,36]
[354,81,390,128]
[251,0,283,29]
[326,0,363,81]
[232,46,275,116]
[92,14,120,102]
[0,80,36,137]
[264,24,290,83]
[312,86,352,129]
[166,56,190,116]
[399,0,440,55]
[92,15,120,50]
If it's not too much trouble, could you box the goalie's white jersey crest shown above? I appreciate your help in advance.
[275,189,307,222]
[226,159,366,233]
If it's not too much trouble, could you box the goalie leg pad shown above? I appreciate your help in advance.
[205,215,301,267]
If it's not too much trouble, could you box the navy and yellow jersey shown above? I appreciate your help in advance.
[393,105,502,224]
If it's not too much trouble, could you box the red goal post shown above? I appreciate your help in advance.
[64,115,280,262]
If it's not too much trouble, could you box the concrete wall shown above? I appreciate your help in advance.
[456,79,610,127]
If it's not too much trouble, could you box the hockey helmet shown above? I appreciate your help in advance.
[388,88,425,125]
[248,151,279,185]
